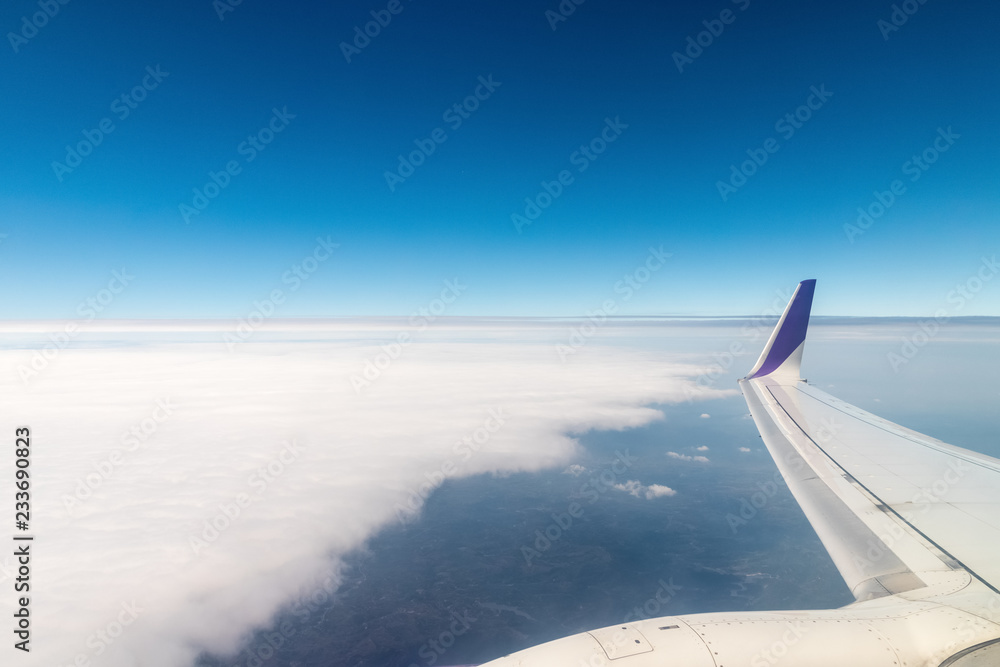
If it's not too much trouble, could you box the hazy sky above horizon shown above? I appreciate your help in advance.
[2,0,998,319]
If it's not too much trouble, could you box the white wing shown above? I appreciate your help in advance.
[482,281,1000,666]
[740,279,1000,601]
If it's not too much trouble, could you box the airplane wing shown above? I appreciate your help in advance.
[482,281,1000,666]
[739,279,1000,601]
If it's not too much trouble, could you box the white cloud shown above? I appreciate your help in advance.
[613,480,677,500]
[1,321,732,667]
[667,451,710,463]
[695,445,709,451]
[563,464,586,476]
[739,447,752,453]
[644,483,678,498]
[699,413,711,419]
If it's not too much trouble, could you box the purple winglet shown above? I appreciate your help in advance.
[747,279,816,379]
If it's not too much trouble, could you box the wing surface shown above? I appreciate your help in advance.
[740,281,1000,600]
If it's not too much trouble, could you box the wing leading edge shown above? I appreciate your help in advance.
[740,281,1000,601]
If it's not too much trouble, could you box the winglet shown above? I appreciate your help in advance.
[745,279,816,382]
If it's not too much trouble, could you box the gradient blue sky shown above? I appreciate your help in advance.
[2,0,998,318]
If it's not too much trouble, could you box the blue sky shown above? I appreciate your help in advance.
[2,0,998,318]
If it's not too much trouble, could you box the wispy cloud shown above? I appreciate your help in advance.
[667,451,710,463]
[613,480,677,499]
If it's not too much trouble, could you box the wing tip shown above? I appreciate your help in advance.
[745,279,817,381]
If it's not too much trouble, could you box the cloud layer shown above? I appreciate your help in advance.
[1,321,732,666]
